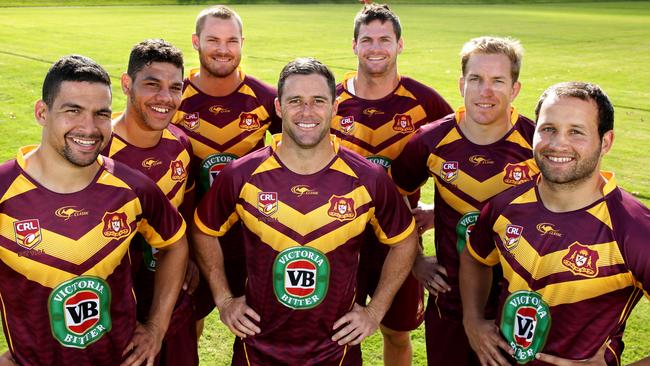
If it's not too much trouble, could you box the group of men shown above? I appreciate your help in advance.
[0,3,648,366]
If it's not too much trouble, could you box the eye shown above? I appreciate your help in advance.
[540,126,555,133]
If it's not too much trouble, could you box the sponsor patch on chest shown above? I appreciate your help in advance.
[273,247,330,309]
[500,290,551,364]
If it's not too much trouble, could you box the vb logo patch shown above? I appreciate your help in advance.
[503,163,533,185]
[339,116,355,134]
[239,113,260,131]
[13,219,42,249]
[500,290,551,364]
[143,245,160,272]
[366,155,391,170]
[273,246,330,309]
[440,161,459,183]
[49,276,111,349]
[199,153,238,194]
[392,114,414,133]
[456,211,479,254]
[504,224,523,250]
[327,195,356,221]
[258,192,279,216]
[562,242,599,277]
[182,112,199,130]
[101,212,131,239]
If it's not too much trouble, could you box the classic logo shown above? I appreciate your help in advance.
[199,153,238,194]
[209,105,230,115]
[101,212,131,239]
[469,155,494,166]
[239,113,261,131]
[392,114,414,133]
[143,245,160,272]
[182,112,199,130]
[258,192,279,217]
[503,163,533,185]
[366,155,391,170]
[440,161,459,183]
[141,158,162,169]
[340,116,355,134]
[49,276,111,349]
[170,160,187,181]
[55,206,89,221]
[456,211,479,253]
[504,224,523,250]
[273,246,330,309]
[327,196,356,221]
[536,223,562,237]
[291,185,318,197]
[13,219,42,249]
[562,242,599,278]
[500,291,551,364]
[363,107,384,117]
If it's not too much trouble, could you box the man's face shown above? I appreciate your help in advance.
[123,62,183,131]
[35,81,112,167]
[533,95,613,186]
[353,19,403,78]
[460,53,520,127]
[192,16,243,78]
[275,73,337,150]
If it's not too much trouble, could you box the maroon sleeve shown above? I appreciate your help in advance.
[368,166,415,245]
[466,201,500,266]
[136,173,186,248]
[424,89,453,122]
[614,191,650,297]
[390,126,434,195]
[194,160,241,236]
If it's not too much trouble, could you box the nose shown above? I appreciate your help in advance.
[479,81,494,97]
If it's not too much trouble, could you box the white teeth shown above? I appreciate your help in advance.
[477,103,494,108]
[298,123,317,128]
[72,138,96,146]
[151,106,169,113]
[548,156,572,163]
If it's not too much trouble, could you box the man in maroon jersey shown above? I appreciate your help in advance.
[0,55,188,366]
[172,5,282,331]
[331,5,453,364]
[390,36,537,365]
[460,82,650,366]
[103,39,198,366]
[192,57,418,365]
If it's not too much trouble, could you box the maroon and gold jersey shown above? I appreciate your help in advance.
[390,107,538,320]
[331,72,452,170]
[0,146,185,366]
[172,67,281,196]
[467,173,650,365]
[195,136,415,365]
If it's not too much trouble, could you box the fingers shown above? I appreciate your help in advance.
[534,353,570,365]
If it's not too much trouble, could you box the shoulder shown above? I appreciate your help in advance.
[166,124,192,150]
[337,146,387,180]
[0,159,20,195]
[400,76,446,99]
[609,188,650,237]
[414,113,457,142]
[243,74,277,98]
[223,145,274,177]
[101,157,159,193]
[514,113,536,140]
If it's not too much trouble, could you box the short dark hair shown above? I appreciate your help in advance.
[195,5,243,36]
[353,3,401,41]
[127,39,184,79]
[535,81,614,138]
[277,58,336,102]
[42,55,111,107]
[460,36,524,83]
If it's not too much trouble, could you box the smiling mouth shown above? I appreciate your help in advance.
[547,156,574,163]
[150,106,170,114]
[475,103,496,109]
[297,122,318,129]
[69,136,101,148]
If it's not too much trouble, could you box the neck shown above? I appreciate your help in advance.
[275,138,336,175]
[537,172,606,213]
[24,146,100,194]
[459,109,513,145]
[193,67,242,97]
[112,113,162,148]
[353,70,399,100]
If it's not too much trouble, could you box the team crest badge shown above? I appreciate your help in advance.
[170,160,187,181]
[258,192,279,217]
[440,161,459,183]
[392,114,414,133]
[562,242,599,277]
[239,113,260,131]
[500,291,551,364]
[101,212,131,239]
[503,163,533,185]
[199,153,238,194]
[49,276,111,349]
[456,211,479,253]
[182,112,199,130]
[366,156,391,170]
[327,196,356,221]
[504,224,524,250]
[273,246,330,309]
[340,116,355,134]
[13,219,42,249]
[209,105,230,115]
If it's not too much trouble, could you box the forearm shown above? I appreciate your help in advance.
[459,247,493,323]
[190,224,233,308]
[629,356,650,366]
[147,236,189,333]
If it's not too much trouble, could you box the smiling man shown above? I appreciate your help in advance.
[192,58,417,365]
[460,82,650,366]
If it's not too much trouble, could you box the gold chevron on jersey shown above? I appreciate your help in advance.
[105,133,128,157]
[194,210,239,238]
[585,172,617,230]
[454,105,518,128]
[434,181,478,215]
[434,127,463,149]
[505,129,533,150]
[155,150,191,205]
[0,173,37,204]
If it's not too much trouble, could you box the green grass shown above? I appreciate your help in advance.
[0,2,648,364]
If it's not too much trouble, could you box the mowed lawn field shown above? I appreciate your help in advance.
[0,2,649,364]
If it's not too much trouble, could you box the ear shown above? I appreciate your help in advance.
[274,97,282,119]
[332,97,339,116]
[192,33,200,51]
[120,73,132,96]
[458,76,465,98]
[600,130,614,156]
[34,100,48,127]
[510,81,522,101]
[241,35,245,48]
[352,39,358,55]
[397,37,404,54]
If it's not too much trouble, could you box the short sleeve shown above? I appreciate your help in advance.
[369,167,416,245]
[194,162,242,237]
[466,201,500,266]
